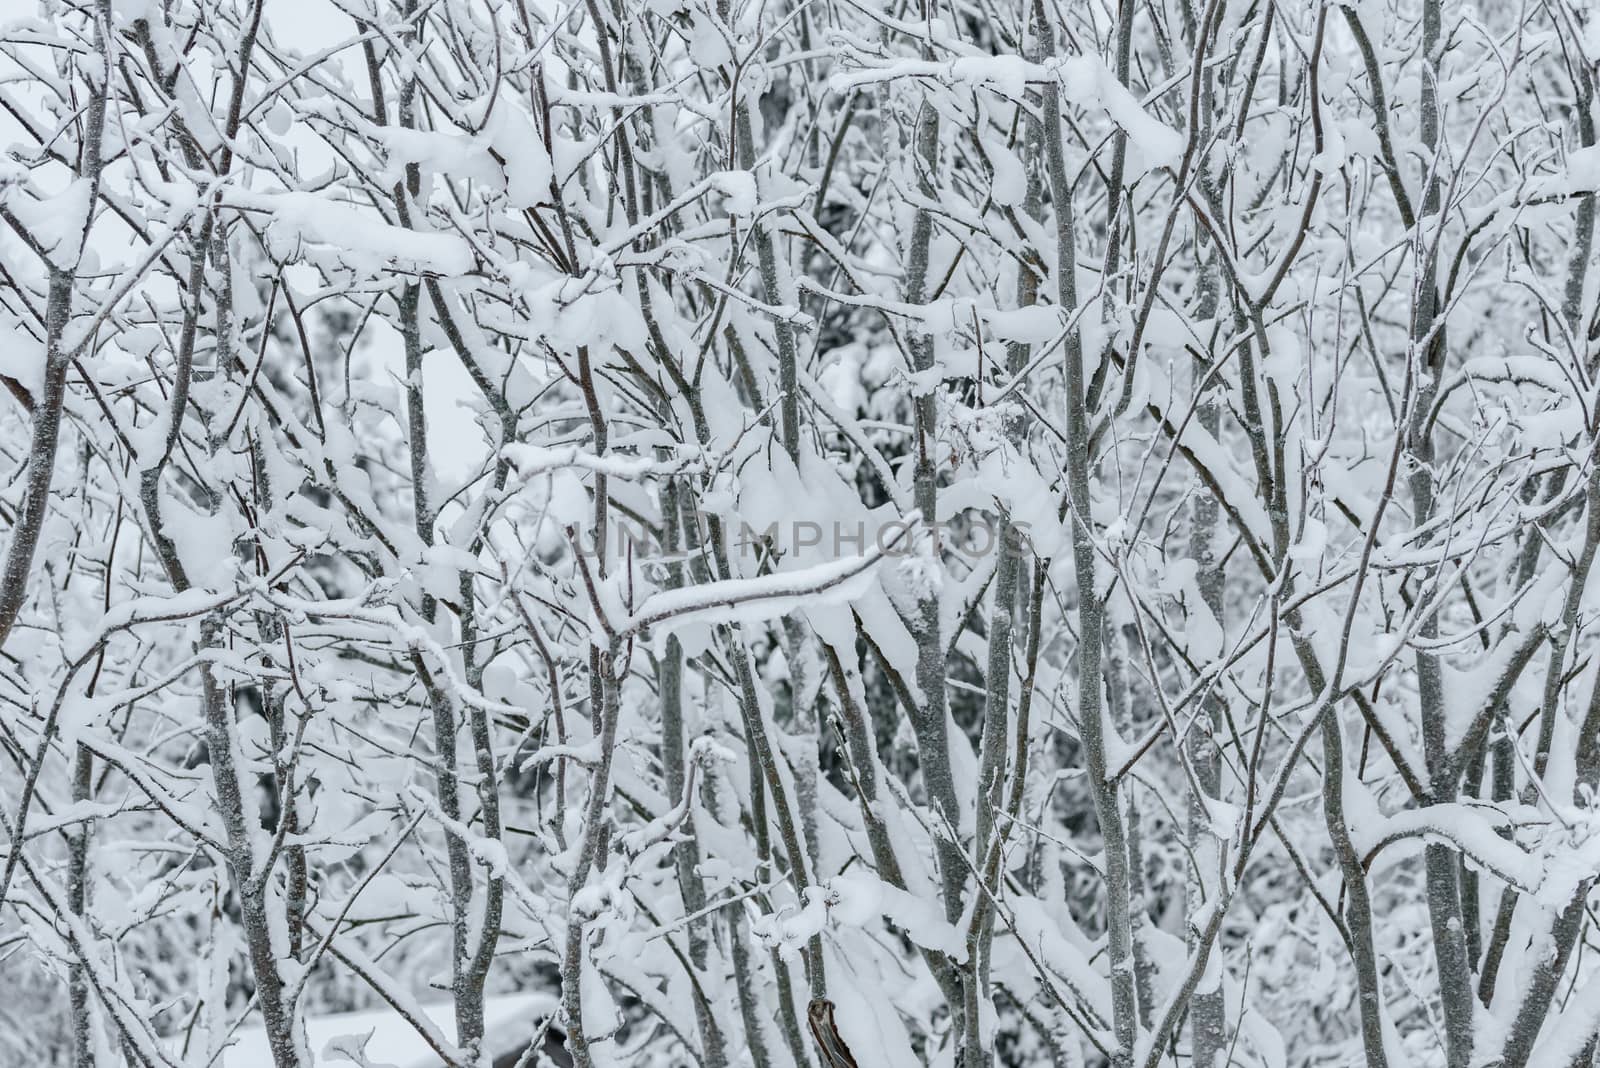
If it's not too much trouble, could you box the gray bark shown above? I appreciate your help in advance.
[1034,9,1138,1059]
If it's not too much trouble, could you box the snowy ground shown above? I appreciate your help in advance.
[222,994,559,1068]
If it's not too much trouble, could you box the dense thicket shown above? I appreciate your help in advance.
[4,1,1600,1066]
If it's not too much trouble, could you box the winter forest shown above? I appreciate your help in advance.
[7,0,1600,1065]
